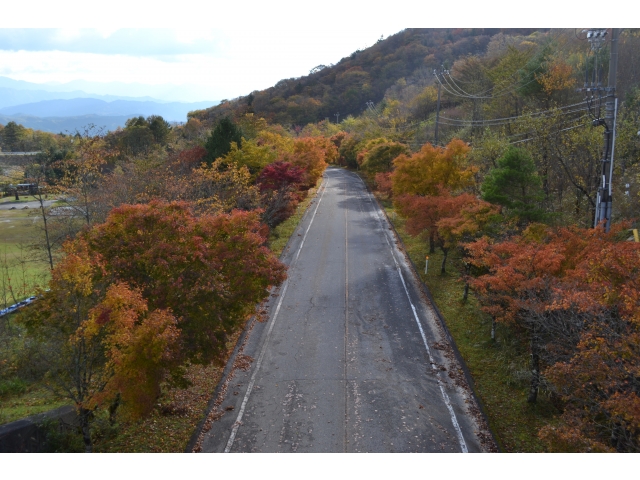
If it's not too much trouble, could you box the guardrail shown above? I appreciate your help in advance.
[0,296,37,318]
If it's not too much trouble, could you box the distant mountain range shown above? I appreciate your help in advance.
[0,76,218,132]
[0,113,148,134]
[0,76,216,104]
[0,98,216,122]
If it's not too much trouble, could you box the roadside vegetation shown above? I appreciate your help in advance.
[2,28,640,453]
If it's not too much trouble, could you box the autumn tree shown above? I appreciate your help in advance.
[281,136,335,189]
[20,239,180,451]
[257,161,305,192]
[257,161,306,229]
[338,133,363,169]
[466,222,640,420]
[221,138,277,178]
[83,200,287,365]
[436,198,501,295]
[56,126,115,228]
[391,139,476,197]
[359,139,409,174]
[536,225,640,452]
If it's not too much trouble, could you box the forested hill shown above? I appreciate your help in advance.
[191,28,540,126]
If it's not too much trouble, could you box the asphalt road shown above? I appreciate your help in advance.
[0,200,54,210]
[194,167,493,453]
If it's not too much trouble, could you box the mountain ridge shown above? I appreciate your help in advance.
[0,98,217,122]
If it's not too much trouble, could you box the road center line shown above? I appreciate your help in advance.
[223,176,329,453]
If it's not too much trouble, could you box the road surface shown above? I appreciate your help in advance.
[193,167,494,453]
[0,200,55,210]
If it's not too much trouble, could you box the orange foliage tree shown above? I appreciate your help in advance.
[395,189,499,272]
[20,239,180,451]
[281,137,336,189]
[391,138,476,197]
[83,200,287,365]
[466,224,640,451]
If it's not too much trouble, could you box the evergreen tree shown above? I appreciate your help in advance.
[147,115,171,144]
[481,147,546,225]
[1,121,26,151]
[204,117,243,165]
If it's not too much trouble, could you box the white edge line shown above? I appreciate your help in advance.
[353,173,469,453]
[223,176,329,453]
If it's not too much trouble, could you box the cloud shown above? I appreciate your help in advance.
[0,27,404,101]
[0,28,225,56]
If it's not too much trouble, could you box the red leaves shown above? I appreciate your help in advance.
[466,222,640,451]
[177,146,207,169]
[85,200,287,365]
[257,161,305,192]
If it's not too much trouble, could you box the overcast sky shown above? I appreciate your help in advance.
[0,27,405,101]
[0,2,599,103]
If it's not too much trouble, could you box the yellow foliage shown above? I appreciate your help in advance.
[222,139,276,177]
[391,138,476,197]
[536,60,576,95]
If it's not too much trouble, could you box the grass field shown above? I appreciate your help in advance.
[0,382,68,425]
[0,206,50,307]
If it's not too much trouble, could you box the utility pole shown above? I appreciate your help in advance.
[334,112,340,124]
[433,66,443,146]
[592,28,619,232]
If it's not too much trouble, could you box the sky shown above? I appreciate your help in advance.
[0,27,405,102]
[0,1,602,103]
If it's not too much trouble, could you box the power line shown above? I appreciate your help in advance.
[437,103,590,127]
[508,123,587,145]
[442,29,575,99]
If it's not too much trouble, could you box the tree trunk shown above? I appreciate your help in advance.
[491,317,496,342]
[38,194,54,271]
[108,393,121,426]
[462,262,471,302]
[429,231,435,254]
[527,331,540,403]
[79,407,93,453]
[440,248,448,275]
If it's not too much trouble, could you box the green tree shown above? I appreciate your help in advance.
[147,115,171,144]
[481,147,546,224]
[360,140,409,174]
[204,117,243,164]
[121,117,154,156]
[0,121,26,152]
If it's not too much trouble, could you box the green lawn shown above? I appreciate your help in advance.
[0,207,50,307]
[0,382,67,425]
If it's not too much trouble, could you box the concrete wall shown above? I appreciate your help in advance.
[0,405,78,453]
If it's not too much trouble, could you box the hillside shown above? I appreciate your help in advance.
[192,28,539,126]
